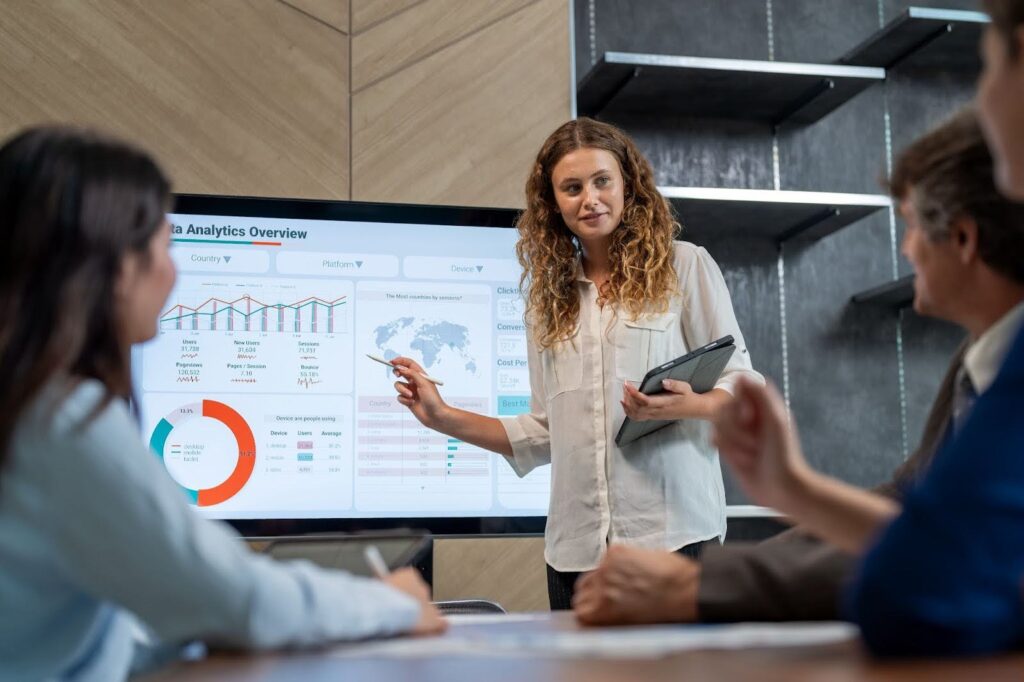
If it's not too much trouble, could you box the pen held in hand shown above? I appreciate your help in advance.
[364,545,390,579]
[366,353,445,386]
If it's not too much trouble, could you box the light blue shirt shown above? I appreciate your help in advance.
[0,380,419,681]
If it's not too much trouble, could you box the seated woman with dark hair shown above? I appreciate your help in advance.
[0,127,444,681]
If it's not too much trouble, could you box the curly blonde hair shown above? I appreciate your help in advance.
[516,118,680,349]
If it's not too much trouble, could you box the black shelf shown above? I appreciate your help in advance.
[841,7,988,71]
[578,52,884,126]
[661,187,891,242]
[850,274,915,309]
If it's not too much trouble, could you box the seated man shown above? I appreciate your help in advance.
[574,108,1024,639]
[709,124,1024,655]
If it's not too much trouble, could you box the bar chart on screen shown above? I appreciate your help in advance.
[140,275,354,395]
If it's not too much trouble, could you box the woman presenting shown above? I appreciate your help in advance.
[392,117,763,609]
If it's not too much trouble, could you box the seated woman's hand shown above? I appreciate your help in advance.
[711,377,810,512]
[383,567,448,636]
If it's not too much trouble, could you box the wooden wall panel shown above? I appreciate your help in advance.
[351,0,571,208]
[3,0,571,608]
[433,537,549,612]
[351,0,423,34]
[284,0,349,33]
[352,0,535,91]
[0,0,349,199]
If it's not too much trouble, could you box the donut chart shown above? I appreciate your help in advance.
[149,400,256,506]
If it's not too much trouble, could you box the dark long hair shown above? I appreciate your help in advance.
[0,126,170,470]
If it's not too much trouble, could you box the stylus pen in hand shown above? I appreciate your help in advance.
[366,353,445,386]
[364,545,390,579]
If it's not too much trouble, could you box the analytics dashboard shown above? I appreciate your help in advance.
[133,202,549,521]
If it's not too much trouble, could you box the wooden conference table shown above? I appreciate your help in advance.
[140,612,1024,681]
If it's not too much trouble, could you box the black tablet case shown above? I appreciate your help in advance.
[614,337,736,447]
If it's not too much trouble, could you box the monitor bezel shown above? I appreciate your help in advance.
[151,193,545,537]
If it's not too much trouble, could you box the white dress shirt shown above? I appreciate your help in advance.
[500,241,764,572]
[0,380,419,681]
[963,300,1024,395]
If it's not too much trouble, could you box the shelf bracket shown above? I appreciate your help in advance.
[588,67,641,118]
[886,23,954,70]
[773,78,836,130]
[850,275,915,309]
[777,207,840,243]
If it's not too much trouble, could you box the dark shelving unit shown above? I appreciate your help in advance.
[578,52,884,126]
[660,187,891,242]
[841,7,988,71]
[850,274,915,309]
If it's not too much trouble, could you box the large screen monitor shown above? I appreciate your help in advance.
[132,195,549,536]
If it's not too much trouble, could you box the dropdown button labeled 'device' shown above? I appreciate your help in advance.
[402,256,520,280]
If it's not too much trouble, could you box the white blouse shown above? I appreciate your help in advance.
[499,241,764,572]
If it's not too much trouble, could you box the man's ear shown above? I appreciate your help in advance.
[950,215,979,264]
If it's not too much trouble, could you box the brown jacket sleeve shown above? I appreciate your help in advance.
[697,344,964,622]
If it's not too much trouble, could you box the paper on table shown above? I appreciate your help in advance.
[331,621,857,660]
[444,613,551,625]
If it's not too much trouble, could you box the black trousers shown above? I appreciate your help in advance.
[546,539,712,611]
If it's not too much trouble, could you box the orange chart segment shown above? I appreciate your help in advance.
[149,399,256,506]
[198,400,256,506]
